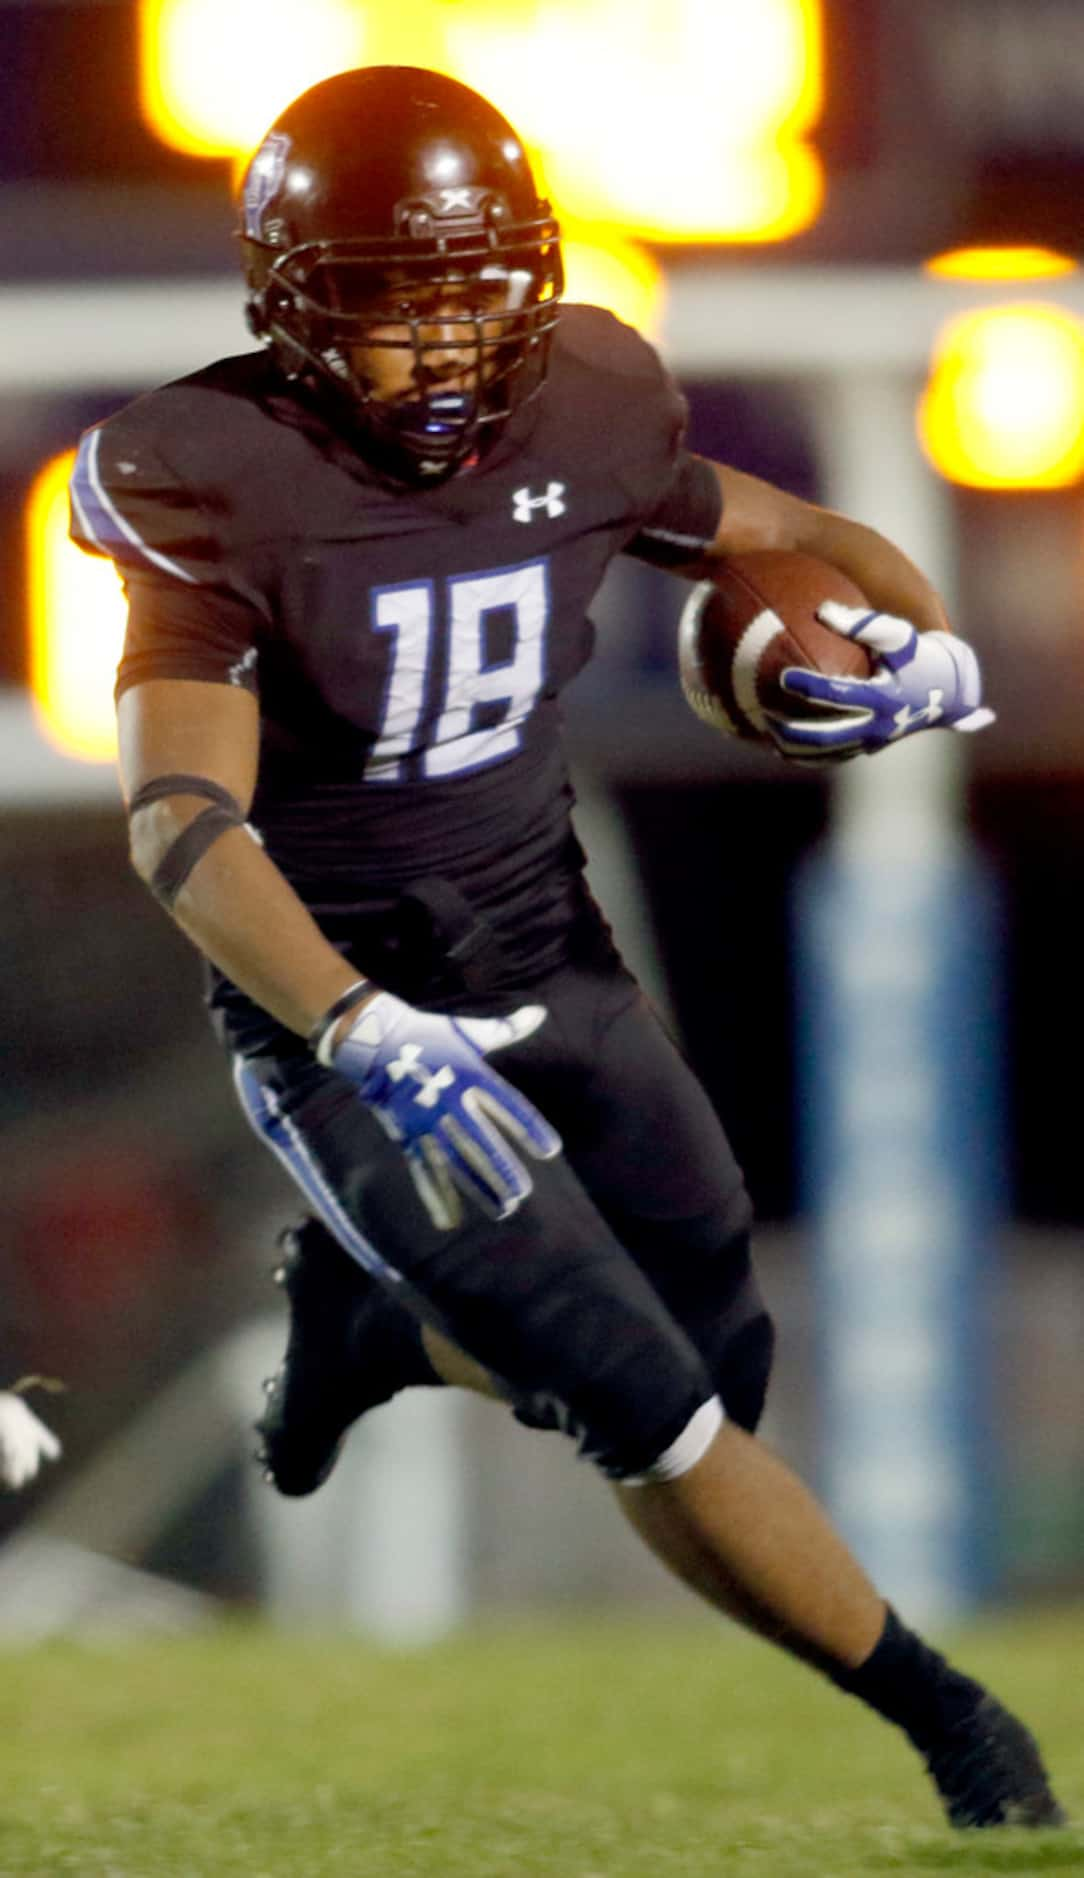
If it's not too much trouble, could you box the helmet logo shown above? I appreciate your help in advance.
[437,187,480,214]
[243,131,292,239]
[512,482,567,523]
[394,186,506,235]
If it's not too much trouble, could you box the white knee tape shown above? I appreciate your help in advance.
[622,1395,724,1486]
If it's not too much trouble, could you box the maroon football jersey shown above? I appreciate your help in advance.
[71,304,721,981]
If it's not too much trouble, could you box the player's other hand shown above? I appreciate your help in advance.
[328,991,561,1230]
[0,1390,62,1490]
[774,604,995,758]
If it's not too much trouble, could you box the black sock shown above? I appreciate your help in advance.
[827,1606,989,1751]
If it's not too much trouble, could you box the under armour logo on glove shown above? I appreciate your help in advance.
[766,603,995,760]
[513,482,566,523]
[890,694,944,735]
[386,1048,456,1110]
[327,990,561,1230]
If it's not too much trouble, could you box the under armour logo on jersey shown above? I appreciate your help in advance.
[513,482,567,523]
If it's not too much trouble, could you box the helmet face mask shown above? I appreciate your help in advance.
[239,68,563,480]
[264,247,559,470]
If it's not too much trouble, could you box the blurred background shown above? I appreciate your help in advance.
[2,0,1082,1644]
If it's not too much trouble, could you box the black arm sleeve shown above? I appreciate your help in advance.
[115,571,262,700]
[623,453,723,568]
[70,417,266,700]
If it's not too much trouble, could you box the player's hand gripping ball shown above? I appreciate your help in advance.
[678,550,994,761]
[678,551,873,753]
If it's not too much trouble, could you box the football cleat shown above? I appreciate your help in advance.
[924,1694,1067,1829]
[255,1218,421,1496]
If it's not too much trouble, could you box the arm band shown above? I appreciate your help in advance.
[128,772,245,817]
[150,805,246,907]
[127,772,249,909]
[308,980,375,1065]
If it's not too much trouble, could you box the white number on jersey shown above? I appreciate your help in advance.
[364,561,550,782]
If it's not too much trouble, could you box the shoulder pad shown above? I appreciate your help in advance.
[70,421,204,586]
[538,304,688,517]
[552,303,667,383]
[68,354,274,597]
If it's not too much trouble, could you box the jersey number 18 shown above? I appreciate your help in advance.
[366,559,550,782]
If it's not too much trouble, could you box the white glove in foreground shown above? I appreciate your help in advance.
[0,1391,62,1490]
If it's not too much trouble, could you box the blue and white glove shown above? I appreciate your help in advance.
[767,603,995,760]
[0,1389,61,1490]
[329,991,561,1230]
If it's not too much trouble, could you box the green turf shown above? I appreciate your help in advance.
[0,1606,1080,1876]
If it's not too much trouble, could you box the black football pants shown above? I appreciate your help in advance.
[233,957,762,1479]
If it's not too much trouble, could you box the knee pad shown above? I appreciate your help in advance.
[714,1306,775,1434]
[501,1279,721,1482]
[514,1380,723,1483]
[641,1227,776,1435]
[702,1236,775,1433]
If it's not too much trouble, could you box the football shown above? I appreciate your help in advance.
[678,550,875,741]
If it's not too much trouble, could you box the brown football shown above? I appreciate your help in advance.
[678,550,875,742]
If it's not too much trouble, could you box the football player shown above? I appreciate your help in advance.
[0,1383,61,1491]
[71,66,1060,1829]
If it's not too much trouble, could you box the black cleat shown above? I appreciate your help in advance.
[255,1219,421,1497]
[924,1694,1067,1829]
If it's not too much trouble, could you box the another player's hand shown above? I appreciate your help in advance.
[328,991,562,1230]
[767,603,995,760]
[0,1391,61,1490]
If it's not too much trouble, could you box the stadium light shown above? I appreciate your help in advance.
[446,0,824,242]
[925,246,1077,283]
[918,304,1084,490]
[925,150,1081,290]
[561,232,663,339]
[139,0,368,159]
[27,450,123,764]
[140,0,824,244]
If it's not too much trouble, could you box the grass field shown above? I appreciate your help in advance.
[1,1606,1080,1877]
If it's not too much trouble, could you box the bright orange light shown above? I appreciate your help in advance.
[561,231,664,338]
[141,0,824,244]
[451,0,824,242]
[926,246,1077,283]
[27,451,124,764]
[918,304,1084,490]
[140,0,367,159]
